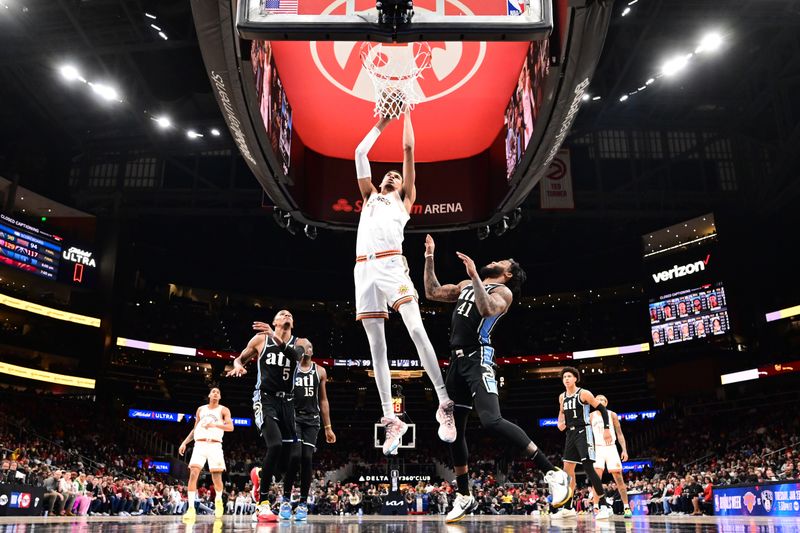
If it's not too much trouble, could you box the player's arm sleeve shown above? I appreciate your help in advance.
[281,343,306,362]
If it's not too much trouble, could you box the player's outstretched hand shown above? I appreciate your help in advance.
[425,234,435,256]
[456,252,478,279]
[179,443,186,456]
[621,450,629,462]
[226,363,247,378]
[252,321,275,336]
[325,427,337,444]
[603,428,613,446]
[557,420,567,432]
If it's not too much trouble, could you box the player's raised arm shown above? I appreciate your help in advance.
[401,111,417,210]
[227,334,264,377]
[355,117,392,200]
[423,234,467,302]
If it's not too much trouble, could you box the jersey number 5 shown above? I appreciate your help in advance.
[283,367,291,381]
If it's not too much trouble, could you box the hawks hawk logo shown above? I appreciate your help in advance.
[743,491,756,513]
[311,0,486,103]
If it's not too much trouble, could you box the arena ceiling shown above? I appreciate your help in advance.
[0,0,798,214]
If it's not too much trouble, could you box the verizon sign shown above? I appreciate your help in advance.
[652,255,710,284]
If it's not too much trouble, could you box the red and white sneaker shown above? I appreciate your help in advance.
[380,416,408,456]
[250,466,261,502]
[254,501,277,523]
[436,400,456,443]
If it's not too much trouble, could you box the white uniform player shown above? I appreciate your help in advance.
[354,190,416,320]
[190,404,227,471]
[179,387,234,522]
[353,111,455,455]
[589,394,632,518]
[590,408,621,472]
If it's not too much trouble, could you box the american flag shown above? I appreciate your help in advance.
[263,0,298,15]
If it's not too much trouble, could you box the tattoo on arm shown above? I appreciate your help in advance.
[423,257,461,302]
[472,283,509,317]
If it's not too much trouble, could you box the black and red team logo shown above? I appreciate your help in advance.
[546,157,567,181]
[311,1,486,104]
[18,493,31,508]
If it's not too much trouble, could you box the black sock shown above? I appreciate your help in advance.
[456,473,470,496]
[530,449,555,473]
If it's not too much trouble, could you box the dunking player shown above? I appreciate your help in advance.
[590,394,632,518]
[553,367,614,520]
[284,341,336,521]
[178,387,233,523]
[226,310,310,522]
[422,235,571,523]
[354,111,455,454]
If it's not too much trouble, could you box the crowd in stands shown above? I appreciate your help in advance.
[120,282,645,359]
[2,386,798,518]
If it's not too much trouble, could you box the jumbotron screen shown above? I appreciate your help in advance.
[650,282,730,346]
[0,214,62,280]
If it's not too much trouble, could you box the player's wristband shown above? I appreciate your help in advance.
[324,424,332,429]
[424,254,434,258]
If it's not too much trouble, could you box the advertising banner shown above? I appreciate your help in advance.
[0,484,45,517]
[714,481,800,517]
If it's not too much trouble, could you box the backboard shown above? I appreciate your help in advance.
[238,0,552,42]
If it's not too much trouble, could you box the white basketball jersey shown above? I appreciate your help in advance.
[356,192,409,256]
[194,404,225,442]
[590,409,617,445]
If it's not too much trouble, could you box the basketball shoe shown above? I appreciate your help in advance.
[544,468,572,508]
[381,416,408,455]
[445,493,478,523]
[550,507,577,520]
[436,400,457,443]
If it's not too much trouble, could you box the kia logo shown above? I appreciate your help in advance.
[310,0,486,103]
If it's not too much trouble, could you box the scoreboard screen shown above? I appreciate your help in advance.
[0,214,62,280]
[650,282,730,346]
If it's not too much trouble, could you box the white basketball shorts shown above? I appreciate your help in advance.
[594,444,623,472]
[354,254,417,320]
[189,441,226,472]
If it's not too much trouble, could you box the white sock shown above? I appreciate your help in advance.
[398,301,450,404]
[362,318,395,418]
[188,491,196,507]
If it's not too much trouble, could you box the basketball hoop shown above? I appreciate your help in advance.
[359,42,432,119]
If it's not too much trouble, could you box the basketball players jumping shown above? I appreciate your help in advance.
[178,387,234,523]
[227,310,310,522]
[422,235,572,523]
[590,394,632,518]
[554,366,614,520]
[354,111,456,454]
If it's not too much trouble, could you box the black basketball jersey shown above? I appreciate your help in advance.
[293,362,320,416]
[255,334,299,394]
[449,283,506,348]
[562,388,590,428]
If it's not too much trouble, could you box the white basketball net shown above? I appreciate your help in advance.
[359,42,432,119]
